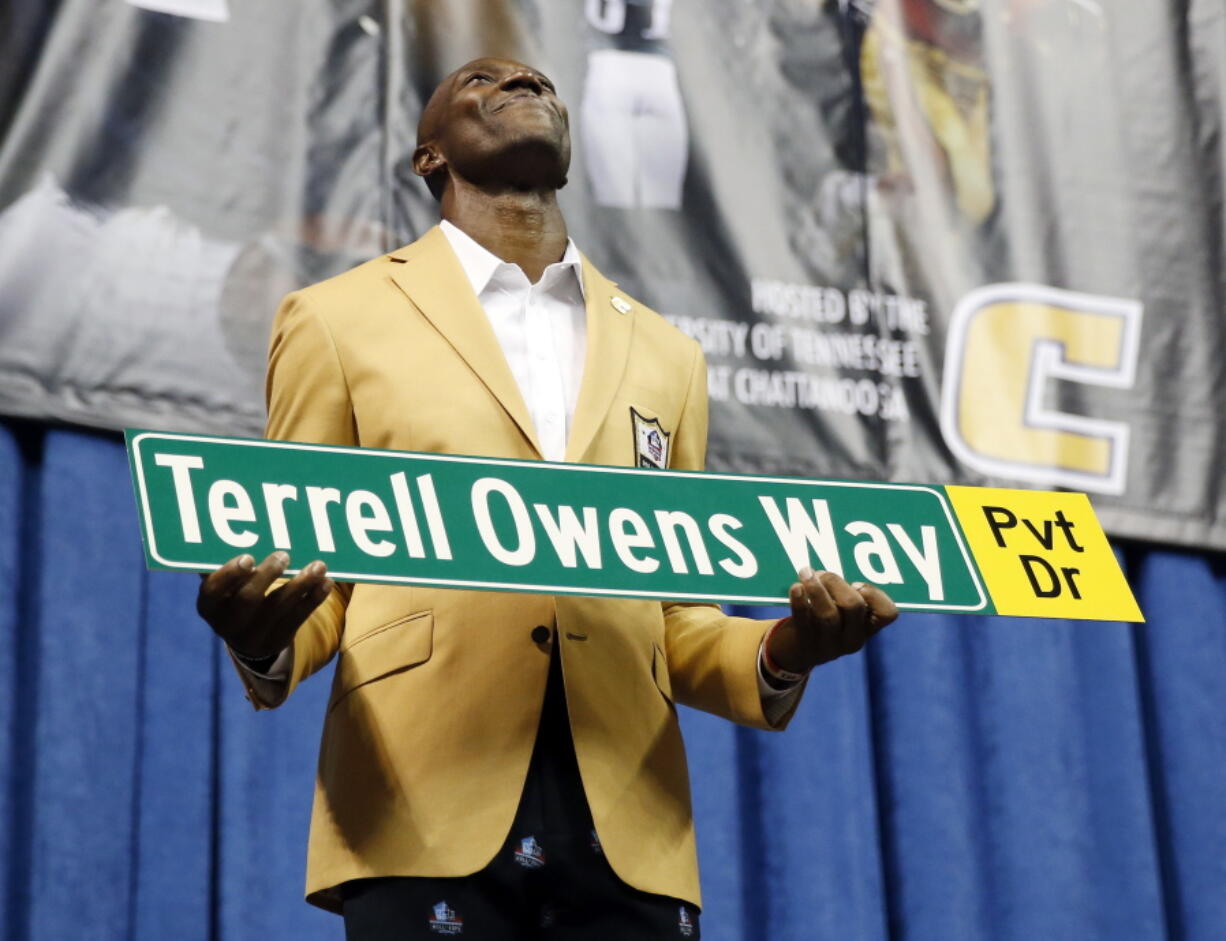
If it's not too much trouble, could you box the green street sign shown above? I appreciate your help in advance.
[126,430,991,613]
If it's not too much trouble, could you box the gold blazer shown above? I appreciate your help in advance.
[235,226,799,912]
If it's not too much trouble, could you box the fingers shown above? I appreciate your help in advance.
[789,568,839,625]
[823,573,872,655]
[792,569,867,625]
[261,567,334,652]
[236,551,293,603]
[197,551,332,657]
[197,553,256,618]
[823,572,868,621]
[790,569,894,660]
[855,582,899,634]
[200,552,255,594]
[268,558,327,595]
[283,576,335,625]
[266,562,332,618]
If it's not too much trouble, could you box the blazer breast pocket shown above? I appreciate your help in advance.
[329,610,434,712]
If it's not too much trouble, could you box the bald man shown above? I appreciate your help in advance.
[197,58,897,939]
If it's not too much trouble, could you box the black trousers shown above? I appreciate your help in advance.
[340,647,701,940]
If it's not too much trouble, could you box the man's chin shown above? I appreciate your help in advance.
[490,138,570,189]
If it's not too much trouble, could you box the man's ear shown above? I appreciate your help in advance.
[412,144,444,179]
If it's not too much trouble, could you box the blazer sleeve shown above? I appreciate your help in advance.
[231,291,356,709]
[660,340,802,731]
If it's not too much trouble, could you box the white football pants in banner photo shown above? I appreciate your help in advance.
[579,50,689,210]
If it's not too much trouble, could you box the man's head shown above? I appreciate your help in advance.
[413,58,570,202]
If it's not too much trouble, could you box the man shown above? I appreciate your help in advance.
[197,57,897,939]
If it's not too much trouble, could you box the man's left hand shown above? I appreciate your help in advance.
[766,568,899,675]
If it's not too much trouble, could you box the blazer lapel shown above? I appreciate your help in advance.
[566,257,634,463]
[387,227,543,458]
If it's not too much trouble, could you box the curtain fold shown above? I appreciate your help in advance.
[1,420,1222,940]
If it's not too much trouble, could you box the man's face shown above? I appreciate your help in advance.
[417,57,571,194]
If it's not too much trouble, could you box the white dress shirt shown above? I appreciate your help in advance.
[440,220,585,463]
[235,221,804,720]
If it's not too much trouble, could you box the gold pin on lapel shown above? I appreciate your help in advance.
[610,295,632,315]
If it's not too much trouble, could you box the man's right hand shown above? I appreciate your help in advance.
[197,551,334,660]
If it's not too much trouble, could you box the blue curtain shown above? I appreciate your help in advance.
[2,420,1223,940]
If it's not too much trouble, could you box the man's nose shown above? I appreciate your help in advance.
[500,69,543,95]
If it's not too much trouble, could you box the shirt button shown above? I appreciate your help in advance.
[531,625,551,644]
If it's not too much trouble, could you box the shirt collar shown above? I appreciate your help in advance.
[440,219,585,299]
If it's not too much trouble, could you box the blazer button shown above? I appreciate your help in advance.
[531,625,551,644]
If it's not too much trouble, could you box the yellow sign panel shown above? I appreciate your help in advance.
[946,486,1143,622]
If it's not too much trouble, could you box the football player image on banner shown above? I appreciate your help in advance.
[0,174,264,432]
[580,0,688,209]
[859,0,994,227]
[0,2,389,436]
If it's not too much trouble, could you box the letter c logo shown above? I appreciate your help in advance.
[940,283,1143,495]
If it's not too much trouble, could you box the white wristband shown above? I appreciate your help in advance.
[762,619,808,684]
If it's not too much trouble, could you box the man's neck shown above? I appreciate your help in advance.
[441,182,569,284]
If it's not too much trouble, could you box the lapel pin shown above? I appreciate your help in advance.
[610,295,632,315]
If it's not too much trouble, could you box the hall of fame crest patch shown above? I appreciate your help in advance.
[631,408,671,469]
[428,900,463,935]
[678,904,695,937]
[513,835,546,869]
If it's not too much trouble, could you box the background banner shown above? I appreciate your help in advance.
[2,0,1223,549]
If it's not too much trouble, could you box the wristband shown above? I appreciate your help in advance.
[761,618,809,684]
